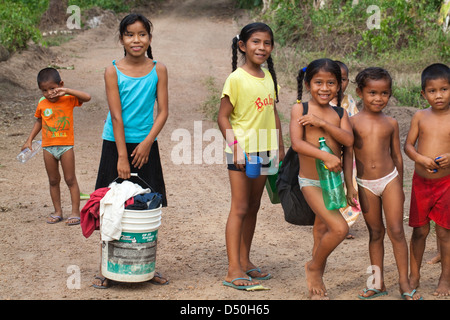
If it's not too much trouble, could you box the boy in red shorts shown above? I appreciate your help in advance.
[404,63,450,297]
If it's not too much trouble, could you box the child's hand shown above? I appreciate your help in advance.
[233,148,246,172]
[297,114,324,128]
[323,153,342,172]
[435,153,449,169]
[21,141,32,151]
[117,156,131,179]
[346,186,358,207]
[421,155,440,173]
[50,87,68,98]
[131,141,152,169]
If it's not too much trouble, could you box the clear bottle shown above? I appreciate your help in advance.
[315,137,347,210]
[17,140,42,163]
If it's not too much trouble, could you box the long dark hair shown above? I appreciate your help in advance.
[232,22,279,103]
[297,58,342,107]
[119,13,153,59]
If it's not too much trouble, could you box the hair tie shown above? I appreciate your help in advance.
[236,35,240,40]
[296,99,302,104]
[302,67,307,72]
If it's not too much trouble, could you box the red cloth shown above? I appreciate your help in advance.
[409,172,450,230]
[80,188,110,238]
[80,188,136,238]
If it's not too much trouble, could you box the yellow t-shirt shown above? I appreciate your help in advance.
[221,67,278,153]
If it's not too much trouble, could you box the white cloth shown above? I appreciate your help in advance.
[100,181,150,241]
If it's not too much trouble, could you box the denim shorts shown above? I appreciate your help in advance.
[43,145,73,160]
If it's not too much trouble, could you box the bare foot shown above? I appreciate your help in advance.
[433,279,450,297]
[427,253,441,264]
[305,261,328,300]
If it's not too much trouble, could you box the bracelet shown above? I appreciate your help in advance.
[228,140,238,147]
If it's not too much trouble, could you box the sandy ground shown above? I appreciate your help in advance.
[0,0,446,306]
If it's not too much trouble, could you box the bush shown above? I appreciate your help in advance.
[260,0,449,61]
[0,1,45,52]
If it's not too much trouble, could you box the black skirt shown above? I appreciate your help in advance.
[95,139,167,207]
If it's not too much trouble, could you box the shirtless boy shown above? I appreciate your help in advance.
[404,63,450,297]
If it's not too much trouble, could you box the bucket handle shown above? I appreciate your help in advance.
[113,173,154,192]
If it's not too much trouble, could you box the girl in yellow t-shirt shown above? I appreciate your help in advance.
[218,22,285,290]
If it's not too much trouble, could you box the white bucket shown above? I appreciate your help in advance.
[101,205,162,282]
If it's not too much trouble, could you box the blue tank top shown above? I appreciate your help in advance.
[102,60,158,143]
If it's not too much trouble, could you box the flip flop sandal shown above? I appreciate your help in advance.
[92,275,109,289]
[246,268,272,280]
[402,289,423,300]
[47,214,63,224]
[66,217,80,226]
[149,272,169,285]
[358,288,388,299]
[222,277,269,291]
[223,277,258,290]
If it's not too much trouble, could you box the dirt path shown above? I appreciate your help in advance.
[0,0,444,303]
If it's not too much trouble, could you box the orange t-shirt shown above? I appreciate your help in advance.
[34,95,82,147]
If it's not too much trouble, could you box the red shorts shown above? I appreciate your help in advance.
[409,172,450,230]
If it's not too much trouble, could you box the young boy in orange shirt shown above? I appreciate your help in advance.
[22,68,91,225]
[405,63,450,297]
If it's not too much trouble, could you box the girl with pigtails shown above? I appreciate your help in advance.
[289,59,353,299]
[217,22,285,290]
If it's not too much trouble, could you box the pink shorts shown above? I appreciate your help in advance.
[409,172,450,230]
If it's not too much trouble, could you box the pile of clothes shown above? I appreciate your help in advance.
[80,180,162,240]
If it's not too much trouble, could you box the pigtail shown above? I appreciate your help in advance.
[231,36,239,72]
[297,67,305,104]
[147,46,153,59]
[336,88,342,107]
[266,55,279,103]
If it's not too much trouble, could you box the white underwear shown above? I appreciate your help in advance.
[298,172,344,190]
[355,167,398,197]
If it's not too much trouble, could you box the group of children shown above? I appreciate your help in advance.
[21,14,449,299]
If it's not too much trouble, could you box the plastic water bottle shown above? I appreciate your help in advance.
[315,137,347,210]
[17,140,42,163]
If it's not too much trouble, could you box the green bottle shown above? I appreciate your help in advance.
[315,137,347,210]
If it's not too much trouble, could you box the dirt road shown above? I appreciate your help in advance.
[0,0,444,303]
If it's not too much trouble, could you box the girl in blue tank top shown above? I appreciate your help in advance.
[93,13,169,289]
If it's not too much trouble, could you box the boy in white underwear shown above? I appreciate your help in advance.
[22,68,91,225]
[344,67,421,300]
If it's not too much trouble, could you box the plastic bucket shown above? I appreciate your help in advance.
[101,205,162,282]
[245,156,262,179]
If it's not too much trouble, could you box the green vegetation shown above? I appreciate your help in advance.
[0,1,46,52]
[201,76,221,121]
[237,0,449,108]
[0,0,150,53]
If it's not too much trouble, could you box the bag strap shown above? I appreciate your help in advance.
[302,101,343,119]
[302,102,308,116]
